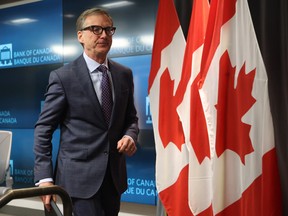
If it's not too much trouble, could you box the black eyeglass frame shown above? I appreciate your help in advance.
[81,25,116,36]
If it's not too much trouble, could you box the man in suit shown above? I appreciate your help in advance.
[33,8,139,216]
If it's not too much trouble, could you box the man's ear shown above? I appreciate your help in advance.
[77,31,84,44]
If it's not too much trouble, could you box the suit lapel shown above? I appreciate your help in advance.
[108,60,121,125]
[72,56,105,122]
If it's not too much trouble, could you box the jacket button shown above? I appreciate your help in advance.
[104,151,108,155]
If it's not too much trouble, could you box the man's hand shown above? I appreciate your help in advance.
[117,136,137,156]
[39,182,56,212]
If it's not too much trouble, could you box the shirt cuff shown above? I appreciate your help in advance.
[35,178,54,186]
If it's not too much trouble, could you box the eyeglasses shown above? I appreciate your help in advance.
[81,25,116,36]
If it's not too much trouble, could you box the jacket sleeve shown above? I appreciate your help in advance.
[33,71,67,182]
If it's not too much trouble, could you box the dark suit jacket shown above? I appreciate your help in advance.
[34,55,139,198]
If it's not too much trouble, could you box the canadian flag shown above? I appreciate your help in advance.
[176,0,211,214]
[148,0,192,215]
[196,0,283,214]
[150,0,282,214]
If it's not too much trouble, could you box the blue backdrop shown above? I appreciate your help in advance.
[0,0,158,205]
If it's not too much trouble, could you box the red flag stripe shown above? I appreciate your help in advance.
[199,0,236,87]
[148,0,180,93]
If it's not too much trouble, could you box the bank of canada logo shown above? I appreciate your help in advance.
[9,160,14,176]
[0,43,13,67]
[146,97,152,124]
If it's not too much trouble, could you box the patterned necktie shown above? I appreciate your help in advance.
[98,65,113,125]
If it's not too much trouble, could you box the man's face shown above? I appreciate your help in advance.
[78,14,113,60]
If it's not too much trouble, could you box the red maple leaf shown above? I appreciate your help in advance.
[190,74,211,164]
[215,51,256,164]
[158,68,185,150]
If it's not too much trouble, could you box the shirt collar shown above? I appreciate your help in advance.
[83,52,108,73]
